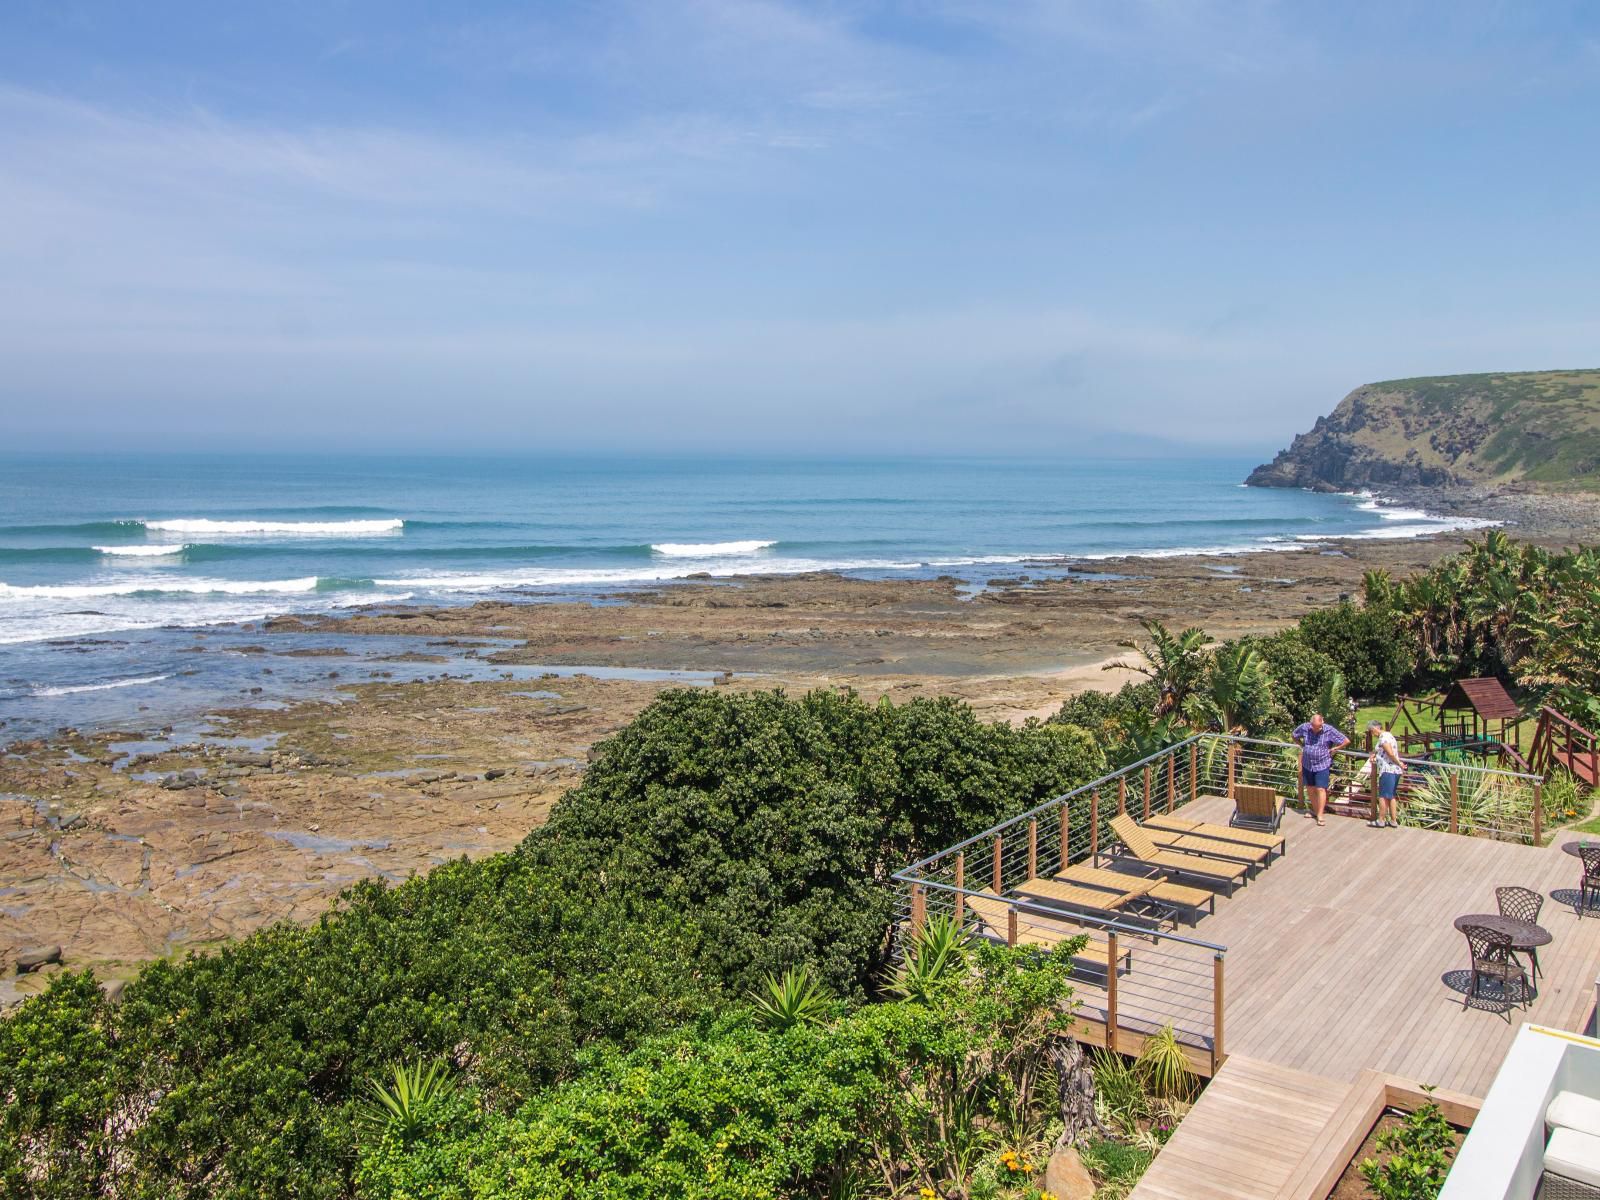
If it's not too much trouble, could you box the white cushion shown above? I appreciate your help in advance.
[1546,1127,1600,1188]
[1549,1091,1600,1138]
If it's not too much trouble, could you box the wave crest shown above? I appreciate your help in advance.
[95,544,187,557]
[142,518,404,536]
[651,539,776,557]
[32,674,172,697]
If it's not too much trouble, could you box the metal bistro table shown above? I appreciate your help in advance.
[1453,912,1552,980]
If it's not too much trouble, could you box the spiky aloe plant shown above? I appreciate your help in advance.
[749,964,834,1032]
[355,1059,457,1141]
[886,912,973,1002]
[1135,1024,1196,1101]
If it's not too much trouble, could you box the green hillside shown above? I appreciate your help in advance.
[1247,369,1600,492]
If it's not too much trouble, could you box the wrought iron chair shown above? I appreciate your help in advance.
[1496,885,1546,978]
[1580,846,1600,919]
[1460,922,1531,1010]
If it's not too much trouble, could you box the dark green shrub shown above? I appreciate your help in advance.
[1296,601,1411,700]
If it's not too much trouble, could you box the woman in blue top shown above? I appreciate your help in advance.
[1293,713,1349,826]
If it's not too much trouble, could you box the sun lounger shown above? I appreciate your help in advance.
[1138,824,1272,873]
[1014,874,1176,932]
[963,888,1132,976]
[1147,810,1286,858]
[1231,783,1285,832]
[1108,813,1249,895]
[1056,863,1216,924]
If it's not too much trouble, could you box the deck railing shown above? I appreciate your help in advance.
[1207,734,1547,844]
[890,732,1549,1073]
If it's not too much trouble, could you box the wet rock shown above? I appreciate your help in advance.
[484,768,509,781]
[225,752,273,768]
[159,771,203,791]
[16,945,63,973]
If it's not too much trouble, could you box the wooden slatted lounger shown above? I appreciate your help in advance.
[1230,783,1285,832]
[1108,813,1250,896]
[1145,811,1286,858]
[1056,863,1216,924]
[1012,874,1176,933]
[1138,824,1273,873]
[963,888,1133,976]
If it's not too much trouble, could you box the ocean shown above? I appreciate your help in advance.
[0,453,1486,740]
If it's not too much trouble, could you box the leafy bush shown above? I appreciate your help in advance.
[1360,1097,1457,1200]
[526,688,1105,996]
[359,942,1079,1200]
[1296,601,1411,700]
[1250,632,1345,727]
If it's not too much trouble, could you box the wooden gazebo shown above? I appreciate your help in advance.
[1389,677,1526,766]
[1436,677,1522,747]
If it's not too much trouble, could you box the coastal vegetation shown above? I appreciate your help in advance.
[1,691,1118,1199]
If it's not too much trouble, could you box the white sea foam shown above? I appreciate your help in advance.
[32,674,172,697]
[651,540,777,557]
[0,577,320,599]
[142,518,403,536]
[94,544,187,557]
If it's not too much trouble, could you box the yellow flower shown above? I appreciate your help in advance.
[1041,1192,1059,1200]
[920,1189,937,1200]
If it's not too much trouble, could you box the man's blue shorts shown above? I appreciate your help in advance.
[1378,772,1400,800]
[1301,766,1330,790]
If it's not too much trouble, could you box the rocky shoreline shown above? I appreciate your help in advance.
[2,509,1592,1004]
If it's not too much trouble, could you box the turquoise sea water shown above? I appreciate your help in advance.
[0,453,1483,647]
[0,453,1488,740]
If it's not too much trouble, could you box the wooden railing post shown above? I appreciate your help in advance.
[1167,753,1176,811]
[992,834,1003,894]
[1449,772,1459,835]
[954,853,965,926]
[1212,953,1226,1074]
[1189,741,1198,802]
[1534,782,1544,846]
[1059,804,1070,872]
[1106,931,1120,1054]
[1007,905,1018,948]
[1227,741,1238,798]
[910,884,926,934]
[1090,790,1100,863]
[1117,776,1126,815]
[1027,818,1038,880]
[1143,765,1153,819]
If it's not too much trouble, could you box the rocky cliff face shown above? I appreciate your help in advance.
[1247,370,1600,493]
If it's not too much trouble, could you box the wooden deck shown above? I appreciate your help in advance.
[1130,1055,1345,1200]
[1097,797,1600,1199]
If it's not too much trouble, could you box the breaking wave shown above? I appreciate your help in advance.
[95,544,188,558]
[31,674,172,697]
[651,540,777,557]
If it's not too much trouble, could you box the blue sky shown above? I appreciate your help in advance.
[2,1,1597,453]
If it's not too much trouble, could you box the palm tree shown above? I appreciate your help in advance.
[1106,619,1212,714]
[1185,642,1270,735]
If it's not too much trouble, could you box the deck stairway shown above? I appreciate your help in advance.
[1529,706,1600,785]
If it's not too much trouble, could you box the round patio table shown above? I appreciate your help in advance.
[1452,912,1552,952]
[1562,841,1600,859]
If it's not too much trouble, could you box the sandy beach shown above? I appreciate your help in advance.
[0,530,1554,1000]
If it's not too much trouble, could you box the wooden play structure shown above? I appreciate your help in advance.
[1390,677,1531,771]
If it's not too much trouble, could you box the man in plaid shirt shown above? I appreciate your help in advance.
[1293,713,1349,827]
